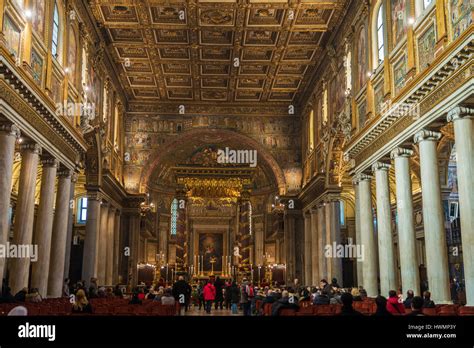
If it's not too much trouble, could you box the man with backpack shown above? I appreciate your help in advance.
[240,278,254,316]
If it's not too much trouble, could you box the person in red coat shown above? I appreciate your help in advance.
[203,280,216,314]
[386,290,406,315]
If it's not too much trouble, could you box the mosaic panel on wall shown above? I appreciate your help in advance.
[393,54,407,95]
[391,0,408,44]
[418,23,437,70]
[450,0,473,40]
[31,0,45,40]
[374,81,384,115]
[3,15,21,57]
[30,48,43,85]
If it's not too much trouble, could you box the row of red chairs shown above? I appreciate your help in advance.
[259,302,474,316]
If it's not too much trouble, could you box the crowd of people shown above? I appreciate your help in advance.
[0,275,440,316]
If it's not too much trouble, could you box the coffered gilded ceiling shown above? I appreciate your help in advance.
[89,0,347,109]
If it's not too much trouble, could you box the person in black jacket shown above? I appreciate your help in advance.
[422,291,435,308]
[230,281,240,314]
[339,293,363,316]
[14,288,28,302]
[214,276,224,310]
[271,290,299,316]
[373,296,392,316]
[172,276,192,314]
[0,286,15,303]
[407,296,425,316]
[404,289,415,308]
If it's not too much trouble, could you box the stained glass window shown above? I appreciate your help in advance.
[170,198,178,235]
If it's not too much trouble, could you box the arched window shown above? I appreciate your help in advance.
[77,196,88,223]
[423,0,432,10]
[51,2,60,57]
[308,110,314,151]
[170,198,178,235]
[322,86,328,124]
[375,4,385,66]
[345,48,352,91]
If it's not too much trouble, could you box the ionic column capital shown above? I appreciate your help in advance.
[0,123,21,138]
[20,142,42,155]
[355,173,372,183]
[390,147,414,159]
[57,168,73,178]
[414,130,442,144]
[447,106,474,123]
[372,162,391,173]
[40,157,59,168]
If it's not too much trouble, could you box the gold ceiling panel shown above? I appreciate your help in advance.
[90,0,347,106]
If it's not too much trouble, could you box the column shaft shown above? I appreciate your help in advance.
[31,158,58,297]
[10,143,41,294]
[327,200,342,284]
[97,203,109,285]
[113,212,120,284]
[303,212,312,286]
[447,108,474,305]
[358,175,378,297]
[48,170,72,297]
[105,207,115,285]
[317,205,327,281]
[415,130,451,303]
[373,162,398,296]
[392,148,420,295]
[353,181,363,287]
[82,193,101,286]
[310,209,319,285]
[0,124,19,288]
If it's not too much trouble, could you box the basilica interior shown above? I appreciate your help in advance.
[0,0,473,311]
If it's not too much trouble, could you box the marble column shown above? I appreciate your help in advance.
[0,123,20,288]
[317,205,327,281]
[310,209,319,285]
[82,191,101,286]
[391,148,420,295]
[352,179,363,287]
[105,206,116,285]
[303,211,312,286]
[175,194,187,274]
[63,173,77,280]
[113,211,121,284]
[254,223,264,267]
[358,174,378,297]
[414,130,451,303]
[97,202,109,285]
[31,157,58,297]
[48,169,72,297]
[372,162,398,296]
[129,212,141,286]
[10,143,41,294]
[447,107,474,305]
[326,200,343,285]
[284,211,296,284]
[239,196,251,278]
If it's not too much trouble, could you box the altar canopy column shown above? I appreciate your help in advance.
[391,148,420,295]
[238,190,251,278]
[82,190,101,286]
[0,123,20,288]
[358,174,378,297]
[303,211,312,286]
[447,107,474,305]
[31,157,58,297]
[175,189,188,274]
[372,162,398,296]
[414,130,451,304]
[10,143,41,294]
[352,179,363,287]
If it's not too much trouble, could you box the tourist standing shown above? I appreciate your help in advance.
[214,276,224,310]
[173,275,192,315]
[203,280,216,314]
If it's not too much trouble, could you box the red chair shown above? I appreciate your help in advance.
[296,306,314,316]
[438,305,457,316]
[458,306,474,316]
[113,306,133,315]
[313,305,334,316]
[422,308,437,316]
[279,308,297,316]
[263,303,272,316]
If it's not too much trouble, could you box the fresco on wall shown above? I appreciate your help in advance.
[51,75,62,104]
[30,49,43,85]
[3,15,21,58]
[31,0,45,40]
[357,27,368,91]
[393,55,407,95]
[418,24,436,70]
[392,0,408,44]
[358,100,367,129]
[450,0,473,40]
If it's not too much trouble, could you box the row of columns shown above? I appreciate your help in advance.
[353,107,473,305]
[82,192,122,287]
[0,122,75,297]
[303,199,342,286]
